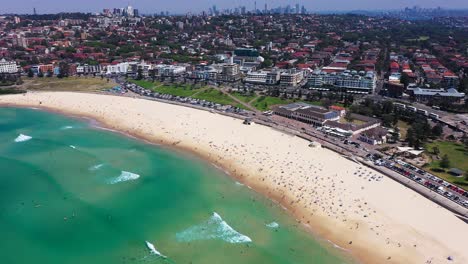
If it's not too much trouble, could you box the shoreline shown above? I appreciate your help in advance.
[2,91,468,264]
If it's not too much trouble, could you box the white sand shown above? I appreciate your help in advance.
[2,91,468,264]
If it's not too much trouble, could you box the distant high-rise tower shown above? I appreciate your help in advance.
[33,7,36,15]
[254,1,257,13]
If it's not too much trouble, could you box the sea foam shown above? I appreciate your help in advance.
[266,222,279,229]
[14,134,32,143]
[176,212,252,243]
[60,126,74,130]
[89,163,105,171]
[145,241,166,258]
[108,171,140,184]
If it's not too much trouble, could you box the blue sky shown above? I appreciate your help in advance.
[3,0,468,14]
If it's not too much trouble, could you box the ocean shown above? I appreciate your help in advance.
[0,107,350,264]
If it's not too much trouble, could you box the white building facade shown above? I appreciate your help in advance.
[0,59,19,73]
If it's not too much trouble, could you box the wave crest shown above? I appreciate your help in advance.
[108,171,140,184]
[176,212,252,243]
[266,222,279,228]
[14,134,32,142]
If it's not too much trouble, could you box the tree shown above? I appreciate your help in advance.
[391,127,400,143]
[27,68,34,78]
[136,68,143,80]
[400,72,410,88]
[406,127,415,146]
[344,111,354,123]
[150,69,156,82]
[432,146,440,156]
[431,124,443,138]
[261,59,273,68]
[382,114,394,127]
[58,62,70,78]
[440,154,450,169]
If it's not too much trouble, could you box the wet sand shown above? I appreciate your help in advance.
[2,91,468,264]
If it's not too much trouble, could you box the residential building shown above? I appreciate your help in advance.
[407,87,465,103]
[0,59,19,73]
[219,63,240,82]
[106,62,129,75]
[280,69,304,86]
[307,69,376,94]
[76,64,102,75]
[358,127,388,145]
[244,71,268,84]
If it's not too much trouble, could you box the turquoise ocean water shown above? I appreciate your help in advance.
[0,107,350,264]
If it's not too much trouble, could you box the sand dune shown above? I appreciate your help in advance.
[2,91,467,264]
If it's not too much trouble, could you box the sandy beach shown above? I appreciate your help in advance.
[1,91,468,264]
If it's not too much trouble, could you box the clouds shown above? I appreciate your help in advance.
[2,0,467,14]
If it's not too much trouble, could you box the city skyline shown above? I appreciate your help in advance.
[2,0,468,14]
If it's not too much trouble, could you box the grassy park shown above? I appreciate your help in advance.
[425,141,468,189]
[152,84,204,97]
[21,77,114,91]
[230,92,258,103]
[252,96,301,111]
[128,79,159,89]
[193,88,238,106]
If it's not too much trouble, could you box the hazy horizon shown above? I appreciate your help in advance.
[2,0,468,15]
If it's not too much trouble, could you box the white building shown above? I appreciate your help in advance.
[0,59,19,73]
[245,71,268,84]
[280,69,304,86]
[76,64,102,75]
[161,65,186,76]
[106,62,129,75]
[307,69,376,94]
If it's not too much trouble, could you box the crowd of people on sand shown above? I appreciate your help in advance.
[3,92,465,263]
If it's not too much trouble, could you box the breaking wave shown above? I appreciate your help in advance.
[108,171,140,184]
[69,145,76,149]
[60,126,74,130]
[14,134,32,142]
[175,212,252,243]
[266,222,279,229]
[89,163,105,171]
[145,241,166,258]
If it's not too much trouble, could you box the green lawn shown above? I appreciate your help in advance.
[230,92,257,103]
[425,141,468,190]
[152,84,203,97]
[193,88,237,106]
[20,77,115,91]
[128,79,160,89]
[252,96,296,111]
